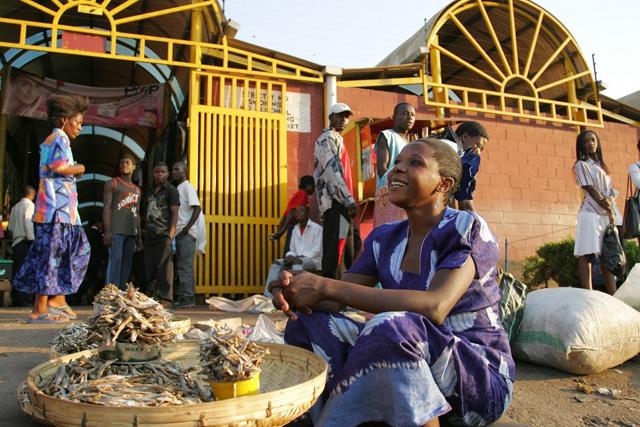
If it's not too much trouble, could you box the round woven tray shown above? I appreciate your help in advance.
[24,342,328,427]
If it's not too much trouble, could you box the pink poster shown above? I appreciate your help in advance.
[1,67,164,128]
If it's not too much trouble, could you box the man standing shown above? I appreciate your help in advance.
[454,121,489,212]
[8,185,35,306]
[374,102,416,226]
[102,154,141,289]
[143,162,179,306]
[314,102,357,279]
[171,160,202,308]
[264,205,322,296]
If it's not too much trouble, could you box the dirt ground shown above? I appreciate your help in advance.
[0,306,638,427]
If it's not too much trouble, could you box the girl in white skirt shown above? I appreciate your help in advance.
[573,130,621,294]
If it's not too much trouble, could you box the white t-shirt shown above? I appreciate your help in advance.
[8,197,35,246]
[176,180,201,239]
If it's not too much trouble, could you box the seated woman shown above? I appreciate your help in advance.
[269,139,514,427]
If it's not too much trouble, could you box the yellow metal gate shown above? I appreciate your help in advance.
[189,71,287,295]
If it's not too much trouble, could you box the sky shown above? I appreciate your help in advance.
[224,0,639,100]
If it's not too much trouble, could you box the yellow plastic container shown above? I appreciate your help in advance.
[208,373,260,400]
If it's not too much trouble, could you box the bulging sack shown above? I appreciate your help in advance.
[512,287,640,374]
[615,263,640,311]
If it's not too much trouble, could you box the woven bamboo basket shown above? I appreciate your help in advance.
[49,340,200,367]
[24,342,328,427]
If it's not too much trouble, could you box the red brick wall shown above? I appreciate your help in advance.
[475,120,637,261]
[335,87,639,261]
[284,82,324,221]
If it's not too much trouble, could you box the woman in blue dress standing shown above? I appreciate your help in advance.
[13,94,91,323]
[269,139,514,427]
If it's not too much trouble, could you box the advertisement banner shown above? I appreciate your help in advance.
[1,68,164,128]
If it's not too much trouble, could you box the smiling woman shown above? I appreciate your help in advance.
[269,139,515,427]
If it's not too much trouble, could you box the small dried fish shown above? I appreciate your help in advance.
[200,326,269,381]
[89,284,176,345]
[51,322,99,356]
[37,355,213,406]
[50,284,176,355]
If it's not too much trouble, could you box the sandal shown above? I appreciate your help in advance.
[27,313,69,324]
[47,305,78,320]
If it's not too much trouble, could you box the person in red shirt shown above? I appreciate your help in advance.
[270,175,315,253]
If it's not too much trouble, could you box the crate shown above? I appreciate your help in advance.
[0,259,12,280]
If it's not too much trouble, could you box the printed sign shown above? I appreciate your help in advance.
[1,67,164,128]
[224,86,311,133]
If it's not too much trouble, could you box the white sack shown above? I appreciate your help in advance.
[512,287,640,374]
[614,263,640,311]
[205,295,275,313]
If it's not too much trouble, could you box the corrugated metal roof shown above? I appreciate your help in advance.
[619,90,640,110]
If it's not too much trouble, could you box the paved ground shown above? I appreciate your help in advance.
[1,306,638,427]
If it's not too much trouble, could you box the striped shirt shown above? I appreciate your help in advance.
[574,158,616,216]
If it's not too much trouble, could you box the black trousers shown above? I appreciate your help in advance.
[321,201,353,279]
[143,237,173,303]
[11,240,33,306]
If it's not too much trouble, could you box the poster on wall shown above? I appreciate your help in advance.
[224,86,311,133]
[1,67,164,128]
[361,145,375,182]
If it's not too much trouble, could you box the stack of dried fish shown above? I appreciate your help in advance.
[51,322,99,356]
[88,284,175,345]
[38,355,213,406]
[201,326,269,381]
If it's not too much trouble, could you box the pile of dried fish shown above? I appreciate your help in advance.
[37,355,213,406]
[201,326,269,381]
[51,322,99,356]
[88,284,175,345]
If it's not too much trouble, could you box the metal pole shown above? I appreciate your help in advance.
[504,238,509,272]
[323,67,341,128]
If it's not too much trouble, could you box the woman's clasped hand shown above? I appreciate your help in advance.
[268,270,320,320]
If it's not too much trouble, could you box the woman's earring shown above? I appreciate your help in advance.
[434,196,441,209]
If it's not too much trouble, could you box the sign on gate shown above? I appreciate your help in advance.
[224,86,311,133]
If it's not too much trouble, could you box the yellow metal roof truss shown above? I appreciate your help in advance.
[426,0,602,127]
[0,0,323,83]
